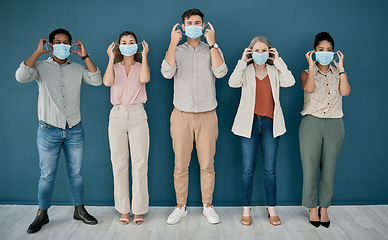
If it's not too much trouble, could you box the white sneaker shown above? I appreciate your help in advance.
[202,204,220,224]
[167,206,188,225]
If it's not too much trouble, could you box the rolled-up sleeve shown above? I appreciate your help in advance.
[15,62,38,83]
[211,48,228,79]
[161,59,176,79]
[82,67,102,86]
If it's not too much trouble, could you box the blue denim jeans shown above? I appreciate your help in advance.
[240,116,280,207]
[36,120,84,210]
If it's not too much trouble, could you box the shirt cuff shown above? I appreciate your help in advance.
[87,67,101,77]
[162,59,176,72]
[19,62,35,74]
[212,62,228,77]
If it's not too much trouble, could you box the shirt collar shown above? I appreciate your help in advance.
[183,41,205,50]
[314,62,335,75]
[47,57,72,66]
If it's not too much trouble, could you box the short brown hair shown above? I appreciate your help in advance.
[181,8,204,23]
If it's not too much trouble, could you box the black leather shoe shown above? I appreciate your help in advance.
[318,207,330,228]
[74,205,98,225]
[27,209,49,234]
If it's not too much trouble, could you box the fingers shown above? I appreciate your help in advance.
[172,23,180,31]
[243,48,252,54]
[269,48,277,52]
[41,38,49,44]
[208,22,214,30]
[337,50,344,59]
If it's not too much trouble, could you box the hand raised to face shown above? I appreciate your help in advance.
[268,48,279,60]
[71,40,87,57]
[107,42,115,59]
[36,38,51,55]
[333,50,344,70]
[305,50,315,66]
[141,40,149,58]
[241,48,253,63]
[171,23,182,46]
[204,22,215,46]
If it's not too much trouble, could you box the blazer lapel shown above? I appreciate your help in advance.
[247,64,256,95]
[267,64,278,102]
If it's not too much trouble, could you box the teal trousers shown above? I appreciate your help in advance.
[299,115,344,208]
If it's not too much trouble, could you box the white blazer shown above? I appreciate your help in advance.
[229,57,295,138]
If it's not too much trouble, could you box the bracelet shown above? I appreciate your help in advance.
[82,53,90,60]
[339,71,346,76]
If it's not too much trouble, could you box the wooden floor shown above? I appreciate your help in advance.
[0,205,387,240]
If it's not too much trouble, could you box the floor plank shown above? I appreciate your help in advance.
[0,205,387,240]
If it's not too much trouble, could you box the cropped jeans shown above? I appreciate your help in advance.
[240,116,279,207]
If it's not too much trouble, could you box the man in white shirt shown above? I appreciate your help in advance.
[161,8,228,225]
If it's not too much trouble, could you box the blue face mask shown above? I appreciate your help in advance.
[252,52,269,65]
[119,43,138,56]
[315,51,334,65]
[184,25,203,39]
[53,44,71,60]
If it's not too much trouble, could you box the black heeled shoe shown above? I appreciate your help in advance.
[309,209,320,228]
[318,207,330,228]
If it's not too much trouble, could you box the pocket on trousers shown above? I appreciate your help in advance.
[38,121,51,129]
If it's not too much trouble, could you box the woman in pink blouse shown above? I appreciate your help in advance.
[103,31,150,225]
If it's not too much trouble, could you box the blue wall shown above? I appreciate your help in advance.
[1,0,387,206]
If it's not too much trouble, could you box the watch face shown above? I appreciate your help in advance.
[214,44,218,48]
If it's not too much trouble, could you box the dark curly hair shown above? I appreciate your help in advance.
[314,32,334,50]
[49,28,72,44]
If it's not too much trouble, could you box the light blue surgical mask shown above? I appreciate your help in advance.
[118,43,141,56]
[252,52,269,65]
[53,44,71,60]
[184,25,207,39]
[315,51,335,65]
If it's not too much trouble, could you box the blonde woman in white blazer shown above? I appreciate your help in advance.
[229,36,295,226]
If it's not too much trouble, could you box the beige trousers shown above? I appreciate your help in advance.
[108,104,149,215]
[170,108,218,205]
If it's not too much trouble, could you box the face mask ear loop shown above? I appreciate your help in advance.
[333,51,340,62]
[69,44,78,56]
[44,42,52,53]
[177,24,184,33]
[136,41,144,54]
[203,23,210,31]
